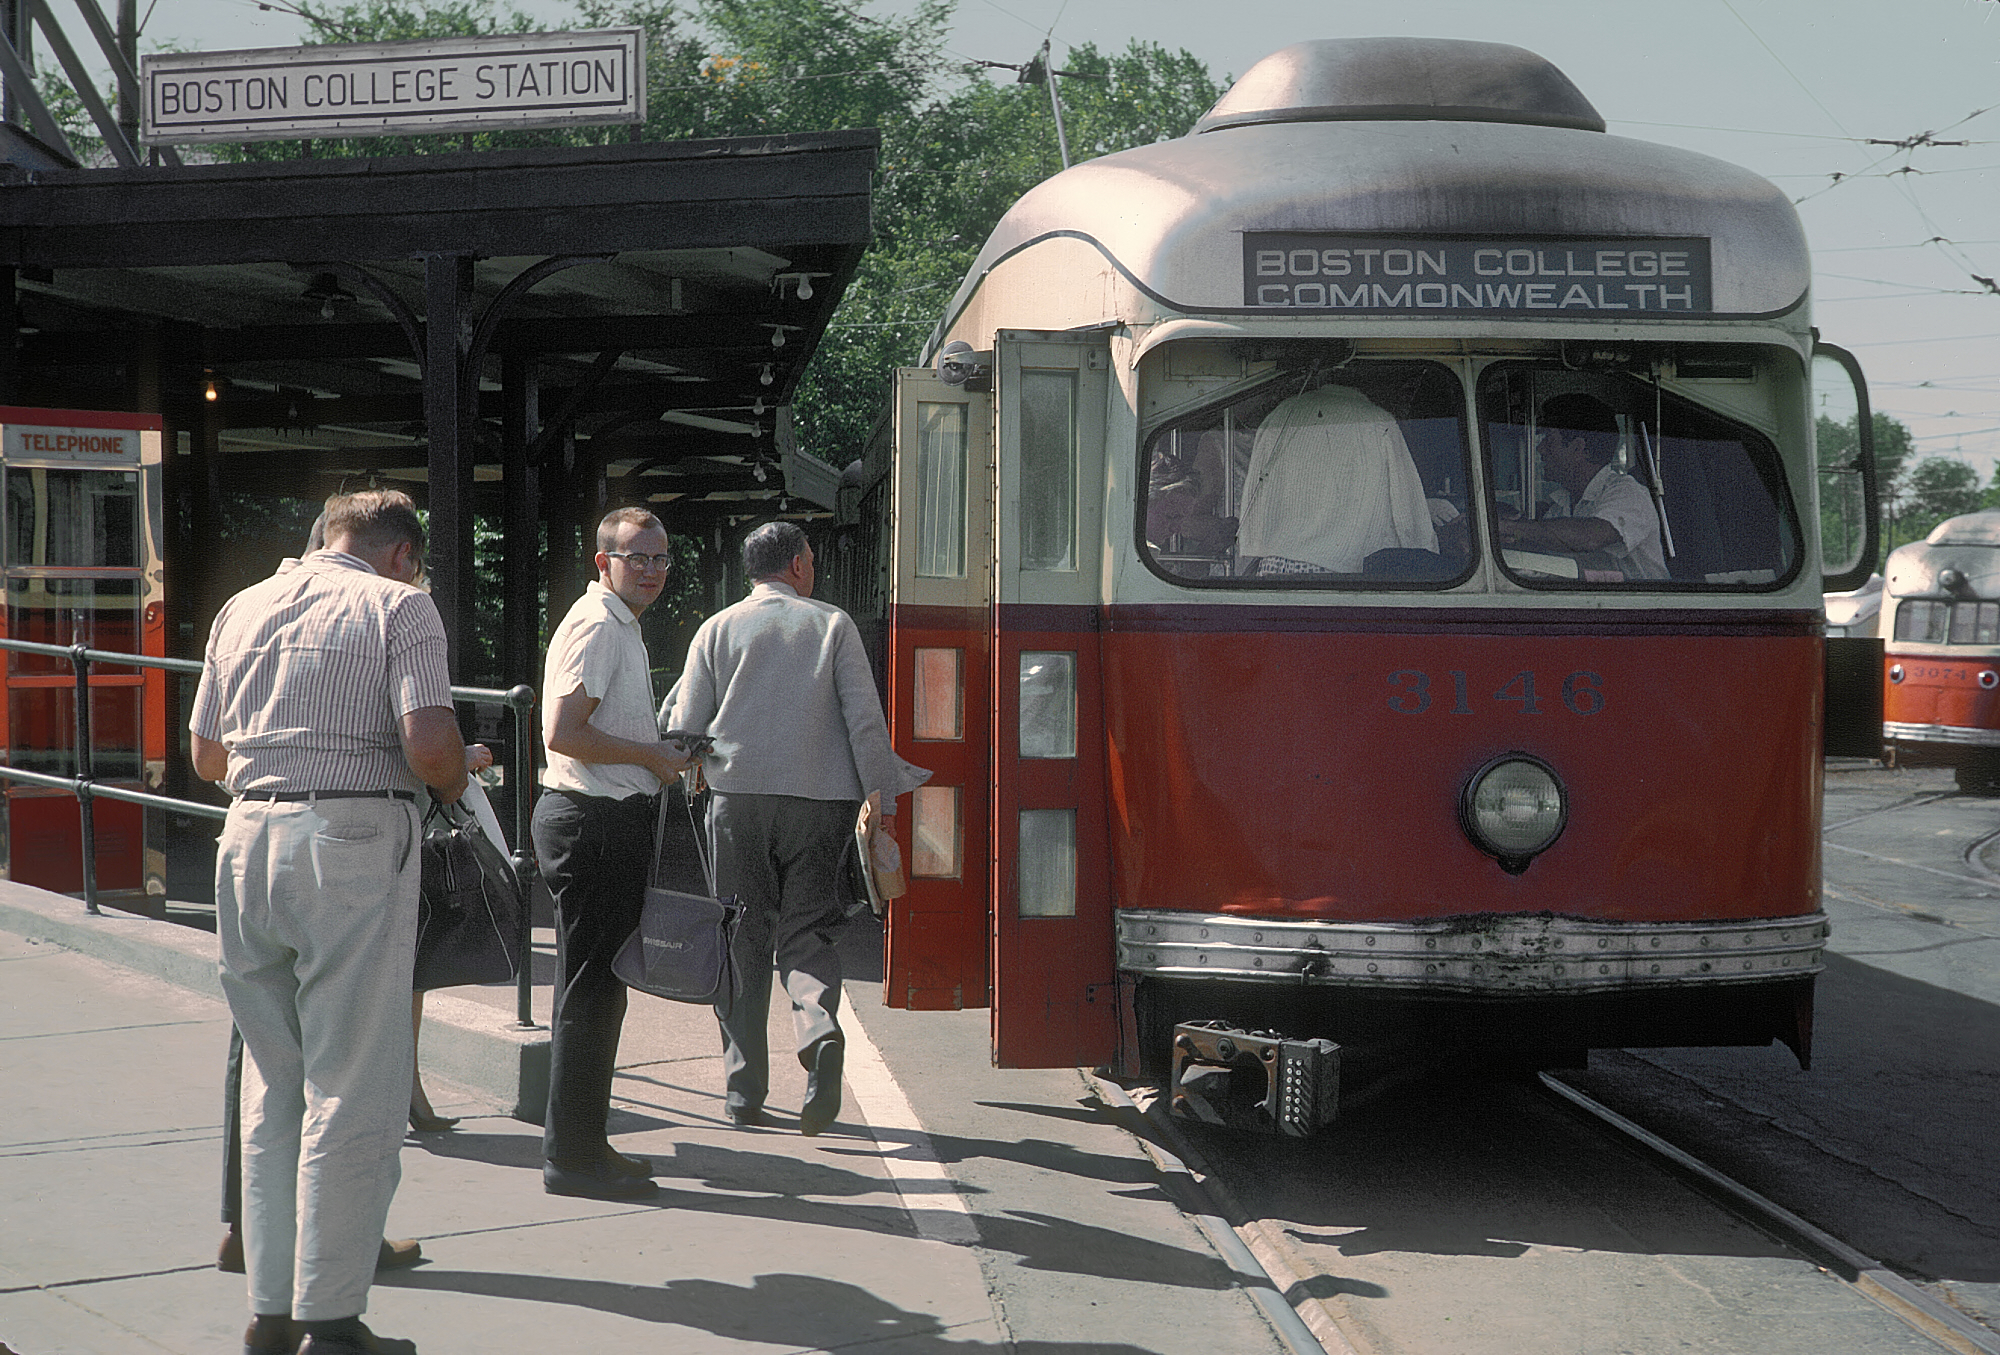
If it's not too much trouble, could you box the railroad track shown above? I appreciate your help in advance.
[1097,1067,1997,1355]
[1072,770,2000,1355]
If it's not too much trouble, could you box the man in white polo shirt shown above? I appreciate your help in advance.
[533,507,692,1199]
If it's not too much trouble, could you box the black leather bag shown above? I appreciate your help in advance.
[613,783,742,1006]
[414,797,525,991]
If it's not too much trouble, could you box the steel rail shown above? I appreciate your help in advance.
[1086,1071,1344,1355]
[1539,1072,2000,1355]
[0,636,544,1028]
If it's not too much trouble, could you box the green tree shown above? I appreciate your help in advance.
[1901,456,1983,543]
[1818,410,1922,555]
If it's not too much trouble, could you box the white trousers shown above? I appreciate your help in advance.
[216,797,418,1321]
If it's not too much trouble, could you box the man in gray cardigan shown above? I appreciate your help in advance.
[666,521,928,1134]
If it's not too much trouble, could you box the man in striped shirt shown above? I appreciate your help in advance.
[191,490,473,1355]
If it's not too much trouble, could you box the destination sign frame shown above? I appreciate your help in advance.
[141,29,646,145]
[1243,234,1713,317]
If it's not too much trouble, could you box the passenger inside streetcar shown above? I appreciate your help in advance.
[1140,354,1473,585]
[1234,383,1439,577]
[1495,392,1669,581]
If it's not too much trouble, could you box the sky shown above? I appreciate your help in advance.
[69,0,2000,483]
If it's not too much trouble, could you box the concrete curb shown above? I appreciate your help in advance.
[0,881,549,1119]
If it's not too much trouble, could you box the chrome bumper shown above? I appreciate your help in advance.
[1884,721,2000,748]
[1116,909,1829,995]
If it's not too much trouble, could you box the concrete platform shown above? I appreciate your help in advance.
[0,880,1302,1355]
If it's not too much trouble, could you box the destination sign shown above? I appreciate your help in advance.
[1243,235,1713,316]
[142,29,645,145]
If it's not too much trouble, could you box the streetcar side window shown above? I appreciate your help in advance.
[1478,364,1799,591]
[1140,355,1473,589]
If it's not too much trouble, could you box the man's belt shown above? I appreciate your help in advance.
[236,788,417,802]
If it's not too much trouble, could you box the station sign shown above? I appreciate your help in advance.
[141,28,646,145]
[1243,234,1713,316]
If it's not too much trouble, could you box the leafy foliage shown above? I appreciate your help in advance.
[1902,456,1983,536]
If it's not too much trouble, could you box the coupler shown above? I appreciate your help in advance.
[1169,1020,1339,1137]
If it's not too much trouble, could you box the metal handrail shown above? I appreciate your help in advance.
[0,636,544,1027]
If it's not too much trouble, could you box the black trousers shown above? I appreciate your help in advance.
[532,788,655,1167]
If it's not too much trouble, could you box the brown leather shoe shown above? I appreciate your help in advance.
[244,1313,298,1355]
[218,1223,245,1273]
[376,1237,423,1270]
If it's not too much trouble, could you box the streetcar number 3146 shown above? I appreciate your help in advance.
[1388,669,1605,715]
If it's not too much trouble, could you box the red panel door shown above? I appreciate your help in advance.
[881,369,995,1010]
[987,332,1117,1068]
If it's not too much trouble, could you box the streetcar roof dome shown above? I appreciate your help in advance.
[1193,38,1605,135]
[928,39,1809,352]
[1885,514,2000,597]
[1926,512,2000,547]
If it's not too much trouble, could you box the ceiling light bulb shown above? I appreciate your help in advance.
[760,364,774,386]
[770,328,786,349]
[753,461,768,483]
[753,397,765,416]
[320,299,336,321]
[796,275,814,300]
[203,379,218,402]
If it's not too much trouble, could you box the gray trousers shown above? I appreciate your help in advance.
[708,792,858,1113]
[216,798,418,1322]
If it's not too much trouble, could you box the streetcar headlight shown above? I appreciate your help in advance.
[1461,755,1567,874]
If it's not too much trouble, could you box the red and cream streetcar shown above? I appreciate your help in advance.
[1880,511,2000,793]
[850,38,1878,1132]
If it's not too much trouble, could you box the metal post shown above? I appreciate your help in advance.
[424,252,474,677]
[501,354,540,693]
[506,683,537,1028]
[114,0,136,150]
[70,643,98,914]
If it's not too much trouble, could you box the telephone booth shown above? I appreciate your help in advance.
[0,407,167,909]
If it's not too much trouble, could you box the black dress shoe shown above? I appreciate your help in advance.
[295,1318,415,1355]
[602,1144,654,1178]
[544,1158,659,1200]
[408,1109,459,1132]
[244,1313,297,1355]
[799,1038,844,1137]
[726,1104,770,1128]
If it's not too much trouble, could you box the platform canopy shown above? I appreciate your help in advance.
[0,129,878,681]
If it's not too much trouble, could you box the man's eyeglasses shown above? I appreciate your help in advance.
[606,551,673,571]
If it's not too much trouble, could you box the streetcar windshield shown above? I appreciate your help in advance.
[1141,357,1474,587]
[1137,346,1802,592]
[1479,362,1800,590]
